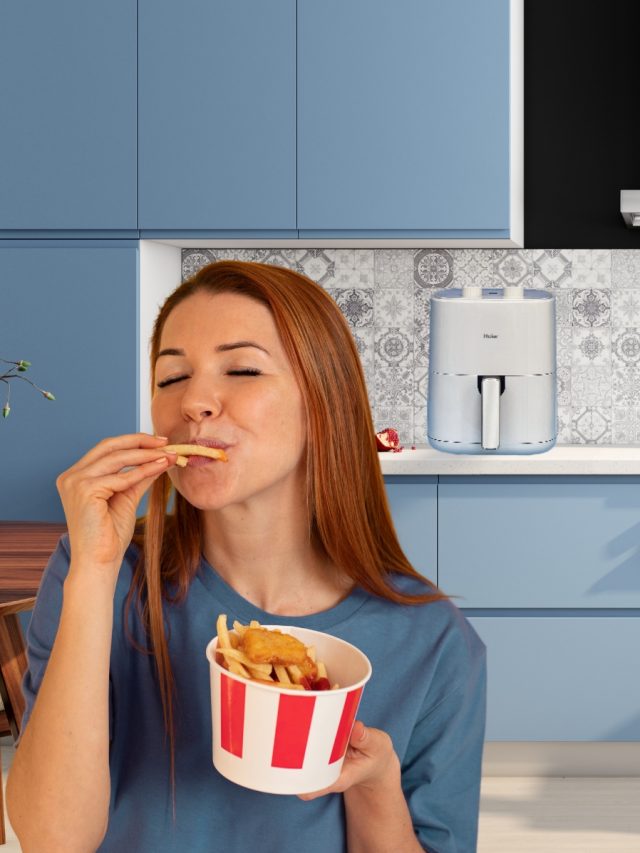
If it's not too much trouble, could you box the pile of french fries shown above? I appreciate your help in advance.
[215,614,338,691]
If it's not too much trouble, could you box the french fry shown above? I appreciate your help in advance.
[287,665,303,685]
[215,615,335,691]
[164,444,228,464]
[218,648,272,678]
[216,614,232,649]
[250,677,305,690]
[228,660,251,678]
[273,665,291,685]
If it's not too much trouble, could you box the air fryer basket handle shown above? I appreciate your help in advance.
[480,377,501,449]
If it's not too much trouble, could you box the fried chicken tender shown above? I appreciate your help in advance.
[241,627,317,679]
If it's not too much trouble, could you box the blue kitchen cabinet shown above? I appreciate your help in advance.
[138,0,297,236]
[139,0,515,239]
[386,474,640,742]
[0,1,137,234]
[297,0,511,238]
[0,243,139,521]
[384,476,438,584]
[468,616,640,740]
[438,476,640,608]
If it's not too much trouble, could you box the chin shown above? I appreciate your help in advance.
[169,479,233,511]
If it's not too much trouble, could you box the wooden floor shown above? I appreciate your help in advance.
[1,742,638,850]
[478,776,640,852]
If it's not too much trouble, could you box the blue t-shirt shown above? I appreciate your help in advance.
[19,534,486,853]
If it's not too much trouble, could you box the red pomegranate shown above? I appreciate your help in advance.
[375,428,403,452]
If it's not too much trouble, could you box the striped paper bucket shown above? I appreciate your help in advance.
[206,626,372,794]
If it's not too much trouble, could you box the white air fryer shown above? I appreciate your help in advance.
[427,286,557,454]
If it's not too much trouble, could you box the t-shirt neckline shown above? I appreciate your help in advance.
[196,553,370,630]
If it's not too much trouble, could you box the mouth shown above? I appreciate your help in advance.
[186,455,217,468]
[190,437,231,450]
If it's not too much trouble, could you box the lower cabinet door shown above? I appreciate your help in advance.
[439,476,640,609]
[384,476,438,585]
[468,615,640,741]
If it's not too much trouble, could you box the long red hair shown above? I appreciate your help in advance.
[128,260,446,814]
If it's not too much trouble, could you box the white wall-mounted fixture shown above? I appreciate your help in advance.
[621,190,640,228]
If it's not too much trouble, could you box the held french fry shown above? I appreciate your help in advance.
[164,444,228,467]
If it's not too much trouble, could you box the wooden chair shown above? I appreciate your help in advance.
[0,606,30,844]
[0,709,13,844]
[0,522,67,844]
[0,605,27,844]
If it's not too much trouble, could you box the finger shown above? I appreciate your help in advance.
[297,784,338,801]
[83,455,174,498]
[88,446,178,477]
[120,457,174,507]
[70,433,170,473]
[297,765,360,799]
[66,447,178,482]
[297,758,364,801]
[349,720,367,746]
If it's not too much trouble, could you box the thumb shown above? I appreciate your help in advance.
[349,720,368,747]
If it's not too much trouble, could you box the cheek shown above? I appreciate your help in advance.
[257,387,305,435]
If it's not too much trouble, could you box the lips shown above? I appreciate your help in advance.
[189,437,231,450]
[187,455,215,467]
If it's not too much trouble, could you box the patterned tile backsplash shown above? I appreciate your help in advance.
[181,248,640,447]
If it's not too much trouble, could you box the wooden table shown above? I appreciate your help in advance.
[0,522,67,740]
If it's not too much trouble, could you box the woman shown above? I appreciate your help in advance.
[7,261,486,853]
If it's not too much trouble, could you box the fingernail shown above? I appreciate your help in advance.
[154,456,169,464]
[155,435,169,441]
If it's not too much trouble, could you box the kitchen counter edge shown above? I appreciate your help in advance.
[379,446,640,475]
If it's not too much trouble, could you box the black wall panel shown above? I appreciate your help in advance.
[525,0,640,247]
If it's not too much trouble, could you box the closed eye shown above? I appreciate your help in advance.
[156,369,262,388]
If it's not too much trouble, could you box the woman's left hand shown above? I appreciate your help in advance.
[297,720,400,801]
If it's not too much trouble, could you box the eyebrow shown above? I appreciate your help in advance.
[157,341,270,358]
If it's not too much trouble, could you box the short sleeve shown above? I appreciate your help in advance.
[400,628,487,853]
[16,535,114,747]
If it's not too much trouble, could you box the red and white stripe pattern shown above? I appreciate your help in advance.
[219,673,363,768]
[212,671,364,793]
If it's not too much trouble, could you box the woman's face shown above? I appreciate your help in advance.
[151,290,307,511]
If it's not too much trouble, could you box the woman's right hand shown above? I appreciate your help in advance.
[56,433,177,580]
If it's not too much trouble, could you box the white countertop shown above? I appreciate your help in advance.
[379,445,640,475]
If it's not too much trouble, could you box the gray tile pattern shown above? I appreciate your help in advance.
[181,248,640,446]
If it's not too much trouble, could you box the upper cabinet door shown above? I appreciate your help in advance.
[138,0,296,234]
[298,0,513,239]
[0,1,137,233]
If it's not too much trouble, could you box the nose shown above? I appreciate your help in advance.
[180,377,223,423]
